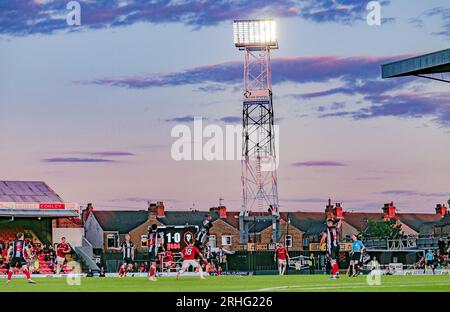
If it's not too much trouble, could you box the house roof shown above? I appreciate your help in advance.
[342,212,384,231]
[222,212,240,228]
[92,210,150,233]
[88,208,445,236]
[158,211,220,227]
[0,181,63,203]
[436,213,450,227]
[247,220,272,233]
[396,213,441,232]
[282,212,326,235]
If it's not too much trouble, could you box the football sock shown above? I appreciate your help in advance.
[150,266,155,278]
[332,262,339,276]
[24,269,31,280]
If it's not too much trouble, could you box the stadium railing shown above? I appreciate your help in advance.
[74,245,100,273]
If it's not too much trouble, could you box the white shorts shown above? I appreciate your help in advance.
[278,259,287,266]
[57,256,66,264]
[182,260,200,270]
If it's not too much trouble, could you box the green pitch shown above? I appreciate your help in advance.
[1,275,449,292]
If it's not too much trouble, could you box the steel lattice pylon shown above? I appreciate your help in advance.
[233,19,281,244]
[241,47,279,214]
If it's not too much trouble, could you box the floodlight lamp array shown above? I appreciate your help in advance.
[233,19,277,49]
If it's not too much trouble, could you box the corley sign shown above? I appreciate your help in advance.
[0,202,79,210]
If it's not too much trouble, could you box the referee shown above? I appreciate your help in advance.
[350,234,366,277]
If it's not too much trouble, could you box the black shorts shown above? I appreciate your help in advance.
[123,257,133,265]
[195,241,204,250]
[148,249,159,262]
[329,245,340,260]
[352,252,361,262]
[8,257,27,269]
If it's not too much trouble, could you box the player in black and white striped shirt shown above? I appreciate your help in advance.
[6,232,35,284]
[195,215,213,251]
[118,234,134,278]
[147,224,164,281]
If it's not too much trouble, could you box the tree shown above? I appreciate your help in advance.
[363,219,403,238]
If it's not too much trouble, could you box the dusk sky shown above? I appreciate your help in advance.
[1,0,449,213]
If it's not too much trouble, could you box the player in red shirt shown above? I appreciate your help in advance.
[56,237,71,274]
[176,242,206,280]
[274,242,290,275]
[163,250,174,271]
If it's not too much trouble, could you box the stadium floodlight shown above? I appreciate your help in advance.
[233,19,280,244]
[233,19,277,49]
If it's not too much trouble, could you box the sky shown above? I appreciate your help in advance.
[0,0,449,213]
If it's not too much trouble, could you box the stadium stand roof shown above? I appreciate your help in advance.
[381,48,450,83]
[0,209,78,218]
[0,181,63,202]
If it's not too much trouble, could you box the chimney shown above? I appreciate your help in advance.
[82,203,94,223]
[435,204,447,218]
[335,203,343,219]
[209,206,227,218]
[218,205,227,218]
[155,201,165,217]
[382,202,396,219]
[325,198,334,218]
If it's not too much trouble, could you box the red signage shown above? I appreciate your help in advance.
[39,203,65,210]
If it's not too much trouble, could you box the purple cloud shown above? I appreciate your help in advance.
[196,85,228,93]
[218,116,241,123]
[282,197,326,203]
[379,190,448,197]
[79,53,449,128]
[0,1,392,37]
[325,92,450,127]
[409,7,450,38]
[43,157,115,163]
[291,161,346,167]
[165,115,207,122]
[89,151,135,156]
[79,55,404,89]
[294,77,415,100]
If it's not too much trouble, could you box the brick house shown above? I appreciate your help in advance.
[82,199,449,253]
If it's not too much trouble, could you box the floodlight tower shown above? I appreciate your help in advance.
[233,19,281,243]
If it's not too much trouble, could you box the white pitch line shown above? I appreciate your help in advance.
[241,281,450,292]
[283,282,450,291]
